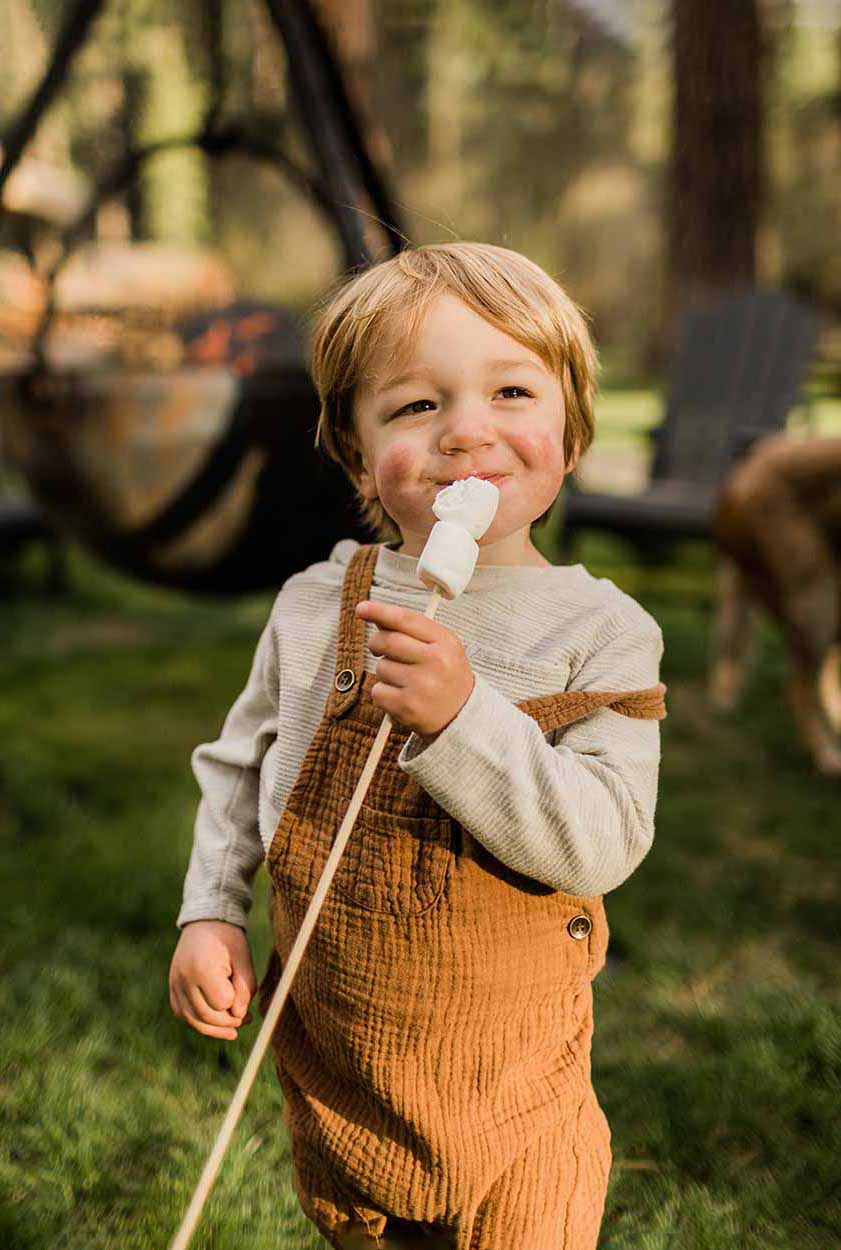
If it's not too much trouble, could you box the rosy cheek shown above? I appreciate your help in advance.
[376,443,416,492]
[511,429,564,467]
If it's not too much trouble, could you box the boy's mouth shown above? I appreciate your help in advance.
[436,473,509,486]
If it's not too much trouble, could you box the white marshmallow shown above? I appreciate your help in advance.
[416,521,479,600]
[416,476,500,599]
[430,476,500,538]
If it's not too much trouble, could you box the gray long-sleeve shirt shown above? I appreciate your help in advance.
[176,539,664,931]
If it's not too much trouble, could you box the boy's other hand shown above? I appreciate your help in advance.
[355,599,475,737]
[169,919,257,1041]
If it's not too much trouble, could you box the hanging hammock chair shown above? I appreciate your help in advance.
[0,0,405,593]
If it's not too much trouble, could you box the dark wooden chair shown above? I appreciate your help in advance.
[559,286,820,561]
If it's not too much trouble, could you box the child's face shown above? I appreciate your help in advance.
[352,292,579,561]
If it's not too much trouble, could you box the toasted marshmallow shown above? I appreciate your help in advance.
[416,476,500,599]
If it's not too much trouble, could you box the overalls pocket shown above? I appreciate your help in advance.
[266,803,454,918]
[333,804,454,917]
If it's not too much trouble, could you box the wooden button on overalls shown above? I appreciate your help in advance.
[257,542,667,1250]
[568,914,592,940]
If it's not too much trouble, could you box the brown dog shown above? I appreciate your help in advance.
[709,433,841,774]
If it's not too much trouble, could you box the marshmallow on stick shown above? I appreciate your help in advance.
[417,475,501,599]
[166,476,499,1250]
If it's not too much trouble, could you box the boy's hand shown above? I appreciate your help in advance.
[355,600,475,738]
[169,920,257,1041]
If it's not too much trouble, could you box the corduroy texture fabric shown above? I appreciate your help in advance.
[258,542,667,1250]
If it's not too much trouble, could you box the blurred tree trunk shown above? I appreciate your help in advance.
[661,0,767,355]
[313,0,395,257]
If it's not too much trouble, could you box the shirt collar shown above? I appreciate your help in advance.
[374,539,579,593]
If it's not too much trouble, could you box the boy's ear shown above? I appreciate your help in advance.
[565,436,582,475]
[356,466,378,501]
[350,453,378,501]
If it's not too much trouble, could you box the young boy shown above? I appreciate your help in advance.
[169,242,666,1250]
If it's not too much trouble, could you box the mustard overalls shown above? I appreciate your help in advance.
[257,542,667,1250]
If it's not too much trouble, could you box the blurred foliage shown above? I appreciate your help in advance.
[0,0,839,381]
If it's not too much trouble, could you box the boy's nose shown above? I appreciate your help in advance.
[438,404,497,446]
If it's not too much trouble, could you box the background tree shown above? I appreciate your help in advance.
[663,0,767,352]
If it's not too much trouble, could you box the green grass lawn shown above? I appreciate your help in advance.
[1,524,839,1250]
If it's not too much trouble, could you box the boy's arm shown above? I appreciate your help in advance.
[176,609,279,931]
[397,611,663,897]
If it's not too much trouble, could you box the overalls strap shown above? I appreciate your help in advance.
[519,682,667,727]
[326,542,380,720]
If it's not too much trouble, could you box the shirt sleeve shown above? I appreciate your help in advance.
[175,607,279,931]
[397,613,664,896]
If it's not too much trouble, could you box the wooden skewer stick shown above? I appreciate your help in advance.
[168,585,445,1250]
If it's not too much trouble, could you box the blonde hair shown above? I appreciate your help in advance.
[311,241,599,541]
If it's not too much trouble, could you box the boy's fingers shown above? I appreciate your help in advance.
[191,984,241,1026]
[356,601,437,642]
[230,968,254,1017]
[199,973,236,1013]
[185,1011,238,1040]
[369,630,427,665]
[172,988,238,1039]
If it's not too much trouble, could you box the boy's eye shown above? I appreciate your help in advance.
[394,399,434,417]
[391,387,532,419]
